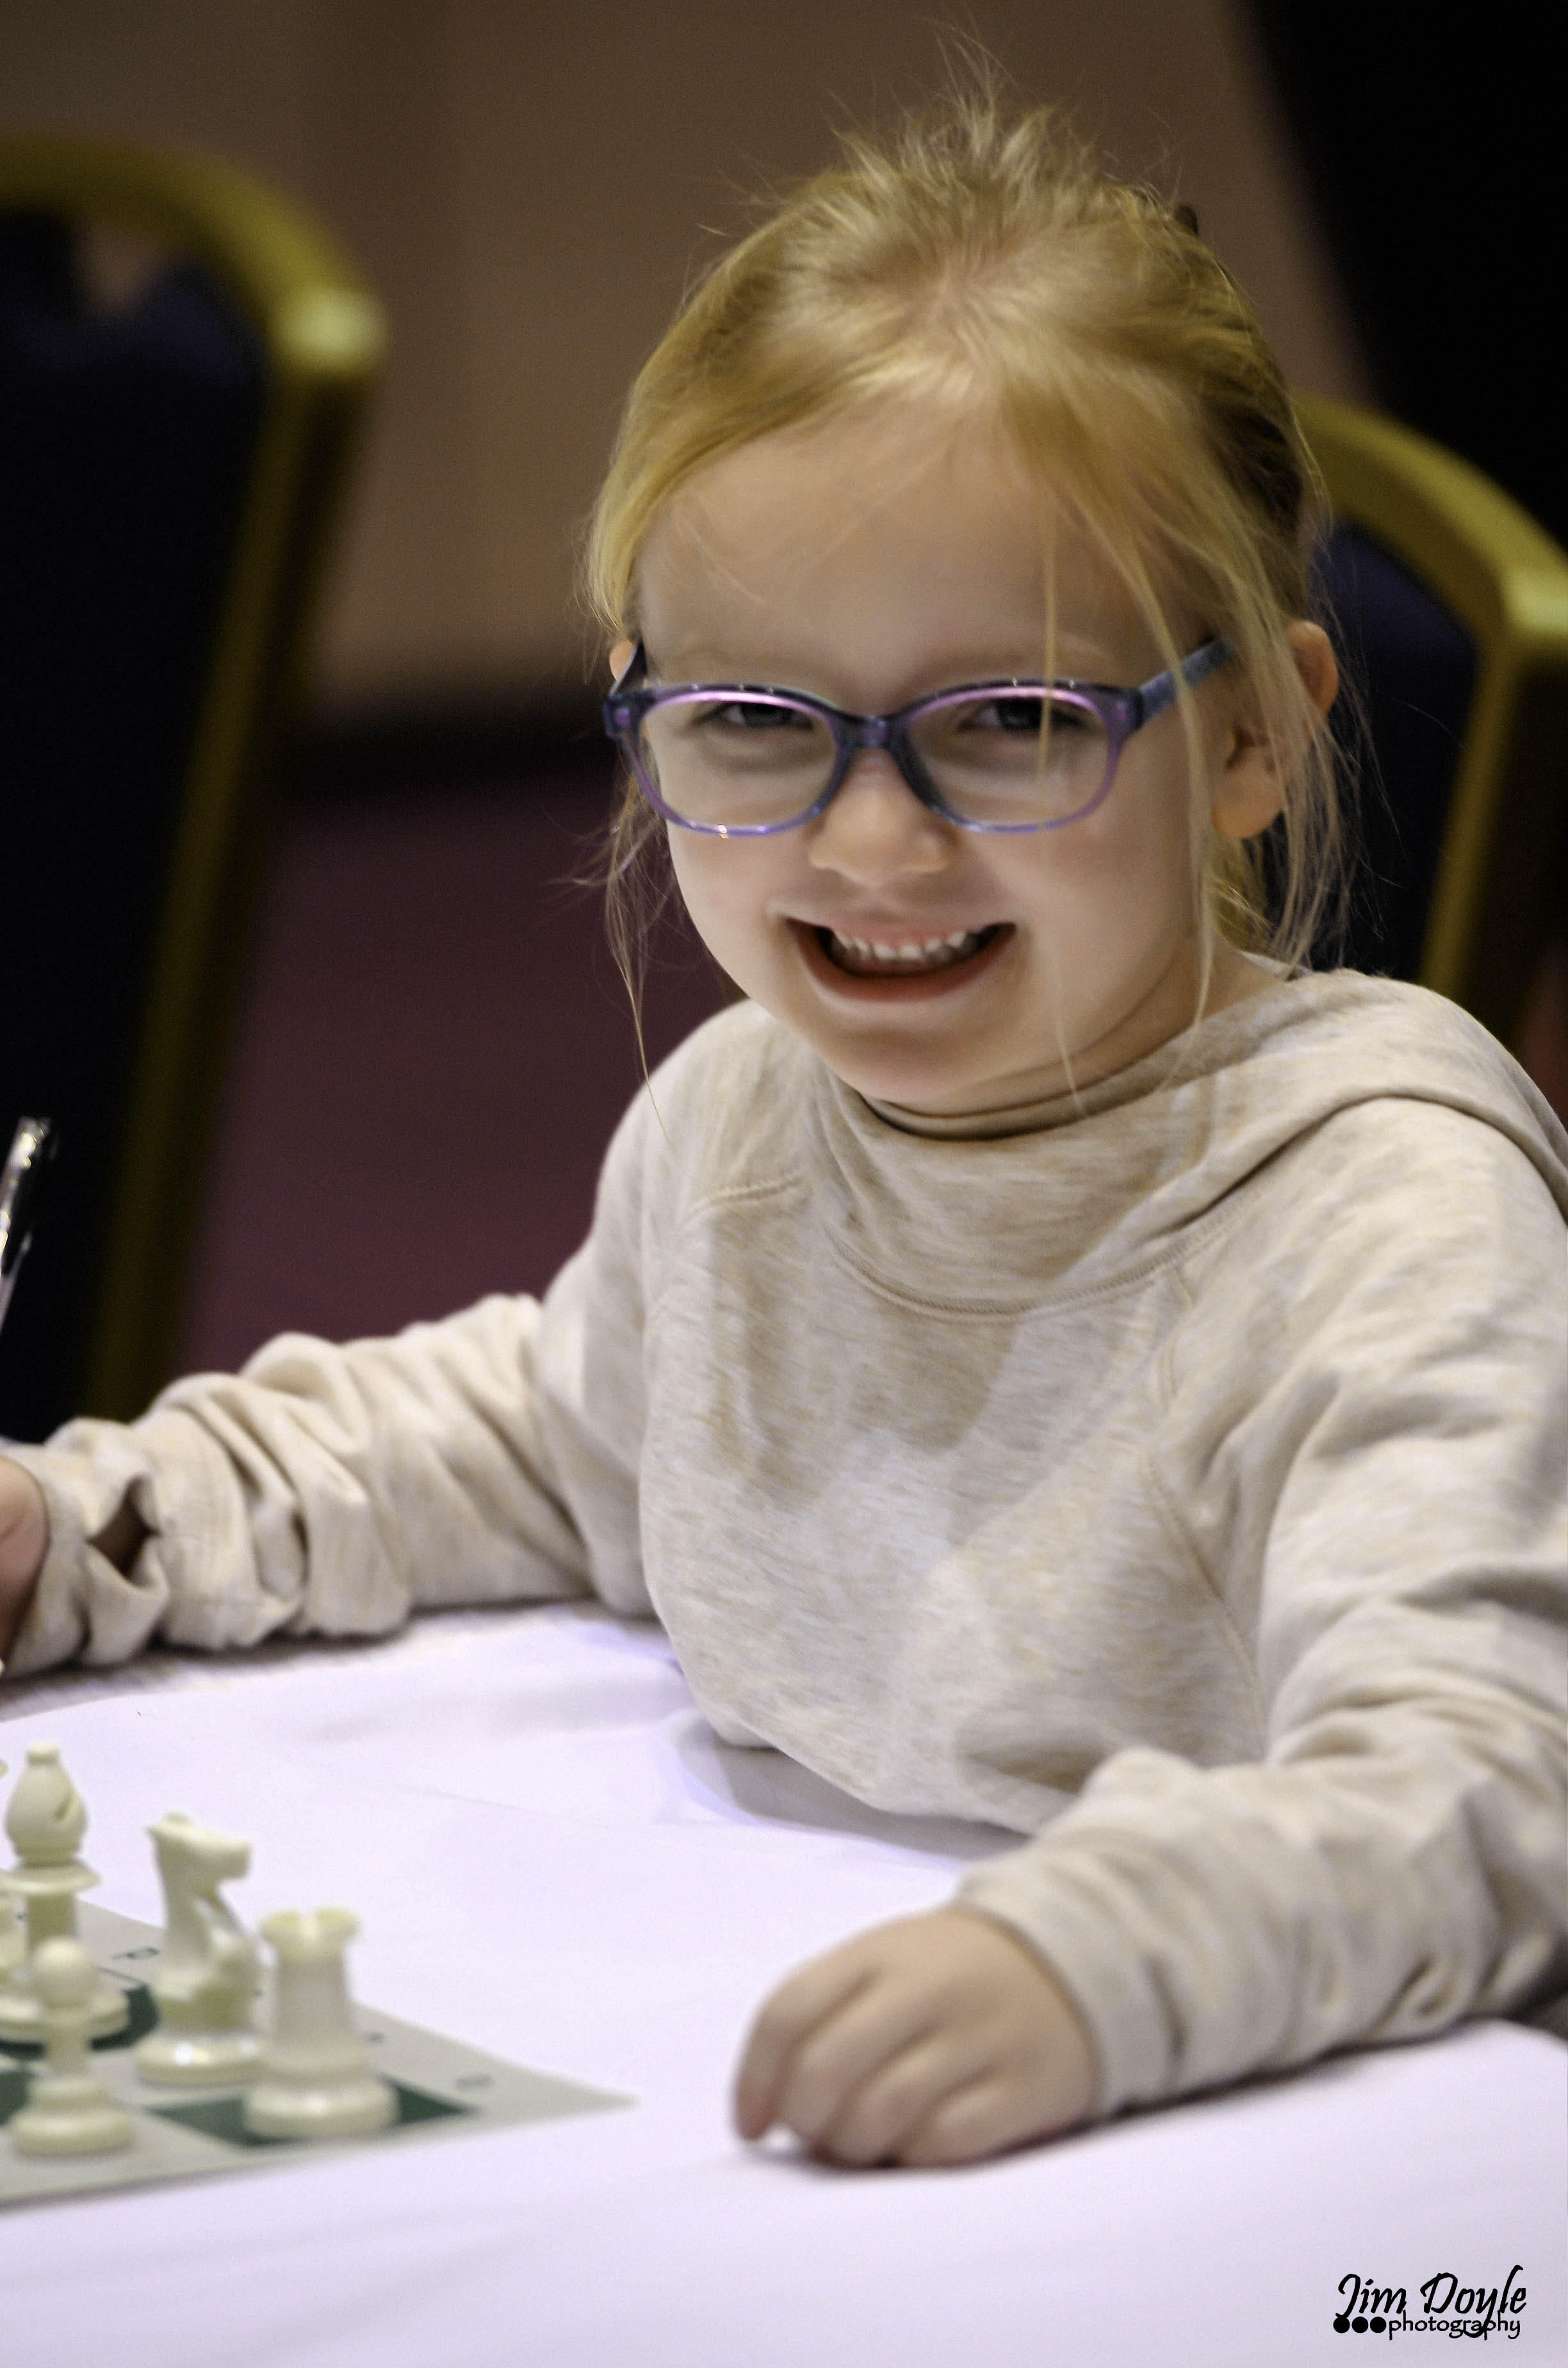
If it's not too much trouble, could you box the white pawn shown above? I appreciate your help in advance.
[243,1909,396,2141]
[0,1743,127,2042]
[136,1814,262,2087]
[8,1938,135,2155]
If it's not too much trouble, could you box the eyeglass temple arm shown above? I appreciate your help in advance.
[1133,637,1233,727]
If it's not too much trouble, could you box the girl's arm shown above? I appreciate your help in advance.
[0,1087,664,1679]
[952,1098,1568,2117]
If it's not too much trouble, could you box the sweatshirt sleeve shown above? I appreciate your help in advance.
[2,1080,666,1677]
[958,1099,1568,2116]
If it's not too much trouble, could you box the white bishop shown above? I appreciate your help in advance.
[0,1743,127,2043]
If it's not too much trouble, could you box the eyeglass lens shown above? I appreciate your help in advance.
[636,688,1112,830]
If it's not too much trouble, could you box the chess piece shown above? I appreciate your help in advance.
[135,1814,262,2087]
[0,1743,127,2041]
[0,1754,17,1977]
[243,1909,397,2141]
[0,1889,21,1978]
[8,1937,135,2155]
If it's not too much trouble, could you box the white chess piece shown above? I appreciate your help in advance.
[135,1813,262,2086]
[8,1937,136,2155]
[0,1752,19,1978]
[0,1888,20,1978]
[0,1743,127,2041]
[243,1909,397,2141]
[0,1752,16,1977]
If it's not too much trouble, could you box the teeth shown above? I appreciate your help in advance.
[828,927,984,967]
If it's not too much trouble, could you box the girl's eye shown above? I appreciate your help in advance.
[690,700,814,734]
[961,695,1090,735]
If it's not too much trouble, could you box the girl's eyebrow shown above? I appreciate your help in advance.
[647,636,1120,693]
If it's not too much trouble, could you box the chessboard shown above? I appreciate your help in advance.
[0,1900,631,2210]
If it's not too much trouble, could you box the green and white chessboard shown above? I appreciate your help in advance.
[0,1902,630,2209]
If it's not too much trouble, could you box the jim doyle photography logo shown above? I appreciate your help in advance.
[1333,2264,1527,2340]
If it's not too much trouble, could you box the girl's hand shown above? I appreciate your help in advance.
[0,1456,48,1666]
[733,1907,1096,2167]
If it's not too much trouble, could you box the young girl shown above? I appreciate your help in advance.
[1,100,1565,2171]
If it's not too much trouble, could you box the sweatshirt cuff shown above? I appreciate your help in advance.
[958,1846,1180,2119]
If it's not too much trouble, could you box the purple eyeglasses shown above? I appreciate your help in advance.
[602,637,1232,837]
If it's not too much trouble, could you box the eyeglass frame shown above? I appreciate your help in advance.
[601,636,1233,838]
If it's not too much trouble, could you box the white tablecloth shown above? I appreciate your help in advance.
[2,1604,1563,2367]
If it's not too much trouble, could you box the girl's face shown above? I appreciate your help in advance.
[628,403,1286,1117]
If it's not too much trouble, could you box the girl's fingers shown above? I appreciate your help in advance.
[765,1974,954,2149]
[812,2029,984,2166]
[732,1948,878,2138]
[735,1911,1098,2162]
[894,2073,1024,2167]
[897,2050,1090,2167]
[0,1459,48,1662]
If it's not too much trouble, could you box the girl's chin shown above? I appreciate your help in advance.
[790,920,1014,1002]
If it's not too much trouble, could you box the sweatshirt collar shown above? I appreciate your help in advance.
[798,973,1567,1309]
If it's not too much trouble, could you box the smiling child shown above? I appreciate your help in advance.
[2,97,1564,2168]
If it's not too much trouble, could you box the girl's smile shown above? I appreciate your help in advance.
[796,917,1011,996]
[628,400,1300,1117]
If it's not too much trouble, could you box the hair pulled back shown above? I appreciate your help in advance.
[587,96,1342,992]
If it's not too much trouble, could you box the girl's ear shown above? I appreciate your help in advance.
[610,637,637,678]
[1209,622,1339,841]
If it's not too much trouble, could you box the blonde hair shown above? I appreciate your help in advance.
[585,96,1343,1004]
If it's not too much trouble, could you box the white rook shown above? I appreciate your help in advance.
[243,1908,397,2141]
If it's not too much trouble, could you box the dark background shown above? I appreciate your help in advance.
[1251,4,1562,549]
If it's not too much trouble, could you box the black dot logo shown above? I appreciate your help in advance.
[1333,2314,1351,2331]
[1370,2318,1386,2333]
[1352,2317,1368,2332]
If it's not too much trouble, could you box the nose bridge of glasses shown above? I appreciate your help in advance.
[839,709,895,757]
[829,712,943,815]
[833,701,956,805]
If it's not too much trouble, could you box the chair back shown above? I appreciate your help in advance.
[0,138,384,1439]
[1297,395,1568,1047]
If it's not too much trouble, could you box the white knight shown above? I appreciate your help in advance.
[136,1813,262,2087]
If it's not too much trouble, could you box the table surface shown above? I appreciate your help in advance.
[1,1604,1562,2368]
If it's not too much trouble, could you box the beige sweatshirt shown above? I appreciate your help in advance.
[8,973,1567,2116]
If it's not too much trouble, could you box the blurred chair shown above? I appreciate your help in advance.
[1297,395,1568,1055]
[0,137,385,1440]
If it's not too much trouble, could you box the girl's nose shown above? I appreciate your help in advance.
[804,753,953,882]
